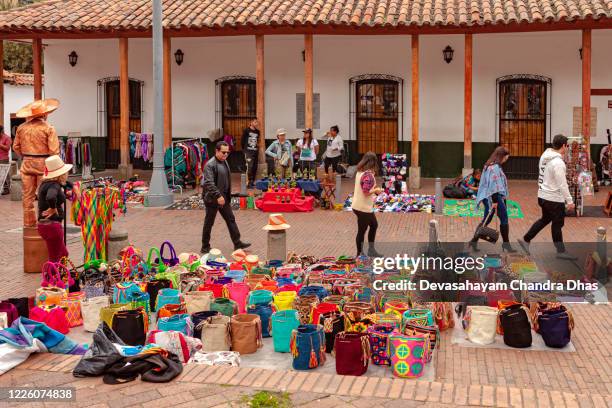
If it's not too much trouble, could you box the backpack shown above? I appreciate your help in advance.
[443,184,467,199]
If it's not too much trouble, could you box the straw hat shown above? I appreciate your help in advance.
[276,128,287,136]
[262,213,291,231]
[16,98,60,119]
[42,155,72,180]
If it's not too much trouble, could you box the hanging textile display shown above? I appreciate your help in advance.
[164,139,209,188]
[130,132,154,163]
[70,181,125,263]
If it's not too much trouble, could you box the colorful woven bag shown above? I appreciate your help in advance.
[271,310,300,353]
[402,308,434,329]
[294,295,319,324]
[210,297,238,317]
[298,285,329,301]
[158,313,192,336]
[158,303,188,319]
[273,291,297,311]
[311,302,339,328]
[388,334,430,378]
[198,282,224,298]
[384,300,409,319]
[335,332,371,376]
[155,288,182,312]
[367,324,397,366]
[247,290,274,307]
[403,322,439,360]
[61,292,85,327]
[223,282,250,313]
[112,282,142,305]
[290,324,326,370]
[317,311,344,353]
[128,291,151,315]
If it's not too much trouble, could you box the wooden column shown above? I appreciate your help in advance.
[163,35,172,150]
[119,38,130,167]
[256,35,265,160]
[582,28,592,161]
[304,34,313,129]
[0,41,4,127]
[464,33,473,172]
[409,35,420,189]
[411,35,419,168]
[32,38,43,100]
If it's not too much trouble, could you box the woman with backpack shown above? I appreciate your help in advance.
[351,152,383,257]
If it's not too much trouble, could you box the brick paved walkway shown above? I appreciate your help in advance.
[1,176,611,406]
[3,353,611,407]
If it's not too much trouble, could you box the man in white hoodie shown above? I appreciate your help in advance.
[519,134,577,260]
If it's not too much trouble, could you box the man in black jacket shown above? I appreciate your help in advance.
[201,141,251,253]
[242,119,260,188]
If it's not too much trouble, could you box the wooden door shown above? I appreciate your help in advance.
[105,80,142,168]
[356,79,399,154]
[221,79,256,151]
[498,79,547,178]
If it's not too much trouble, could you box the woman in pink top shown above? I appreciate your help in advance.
[351,151,383,257]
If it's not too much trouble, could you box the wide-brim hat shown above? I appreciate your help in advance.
[262,213,291,231]
[42,155,72,180]
[16,98,59,119]
[276,128,287,136]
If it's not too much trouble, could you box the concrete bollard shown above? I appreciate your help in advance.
[107,227,129,262]
[596,226,608,284]
[267,230,287,262]
[335,173,342,204]
[10,174,22,201]
[435,177,443,215]
[240,173,247,195]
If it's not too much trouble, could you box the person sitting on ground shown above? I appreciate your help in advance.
[459,169,481,198]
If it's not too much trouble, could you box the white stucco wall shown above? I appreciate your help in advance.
[3,83,34,131]
[43,30,612,145]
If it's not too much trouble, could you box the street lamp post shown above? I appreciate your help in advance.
[145,0,173,207]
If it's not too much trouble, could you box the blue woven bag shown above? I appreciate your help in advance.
[248,304,274,337]
[299,285,329,301]
[290,324,326,370]
[112,282,142,304]
[248,290,274,307]
[271,310,300,352]
[226,270,246,283]
[155,288,181,312]
[157,313,192,336]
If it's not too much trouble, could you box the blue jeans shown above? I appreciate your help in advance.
[482,193,508,226]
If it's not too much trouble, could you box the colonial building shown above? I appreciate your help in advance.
[0,0,611,182]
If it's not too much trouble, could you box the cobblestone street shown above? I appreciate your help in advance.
[1,177,611,407]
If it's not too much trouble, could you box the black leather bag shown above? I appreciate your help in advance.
[475,208,499,243]
[500,305,532,348]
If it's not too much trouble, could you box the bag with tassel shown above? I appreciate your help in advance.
[290,324,326,370]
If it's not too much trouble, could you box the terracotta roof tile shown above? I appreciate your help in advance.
[0,0,609,35]
[3,70,40,86]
